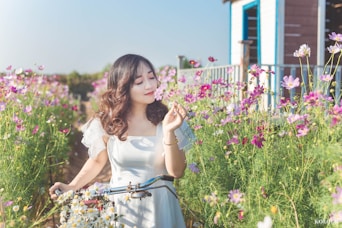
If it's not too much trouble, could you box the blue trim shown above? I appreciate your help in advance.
[242,0,261,64]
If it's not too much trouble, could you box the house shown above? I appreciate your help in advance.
[223,0,341,67]
[178,0,342,110]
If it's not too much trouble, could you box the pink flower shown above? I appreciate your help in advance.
[71,105,78,111]
[320,74,334,82]
[329,32,342,42]
[184,93,196,103]
[178,75,186,83]
[327,44,342,54]
[23,105,32,114]
[281,75,300,90]
[188,163,200,174]
[208,56,217,62]
[249,64,264,77]
[195,70,203,76]
[32,125,39,135]
[228,189,244,204]
[189,59,198,66]
[60,128,70,134]
[303,91,322,107]
[287,114,308,124]
[332,186,342,204]
[238,210,244,221]
[200,84,211,92]
[5,201,13,207]
[251,133,265,148]
[0,102,6,111]
[227,135,239,145]
[38,65,45,71]
[293,44,311,57]
[227,67,234,74]
[296,124,309,137]
[330,211,342,223]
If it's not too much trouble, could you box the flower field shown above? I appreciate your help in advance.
[152,33,342,227]
[1,32,342,227]
[0,67,78,227]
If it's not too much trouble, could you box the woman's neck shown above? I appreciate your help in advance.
[127,104,148,122]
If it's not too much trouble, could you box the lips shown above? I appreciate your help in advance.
[145,91,155,96]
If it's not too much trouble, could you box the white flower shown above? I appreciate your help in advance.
[213,129,224,136]
[13,205,20,212]
[257,215,273,228]
[15,68,23,75]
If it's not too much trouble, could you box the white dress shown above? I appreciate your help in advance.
[81,118,194,228]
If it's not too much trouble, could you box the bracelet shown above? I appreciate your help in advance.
[163,140,178,146]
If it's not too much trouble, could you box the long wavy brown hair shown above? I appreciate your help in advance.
[95,54,168,141]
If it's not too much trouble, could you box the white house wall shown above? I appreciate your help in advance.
[260,0,276,65]
[230,0,254,65]
[230,0,277,65]
[230,0,278,110]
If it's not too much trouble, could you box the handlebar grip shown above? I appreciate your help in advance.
[55,188,63,196]
[160,175,174,182]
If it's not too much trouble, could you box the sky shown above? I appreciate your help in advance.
[0,0,229,74]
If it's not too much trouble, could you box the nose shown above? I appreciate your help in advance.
[144,79,153,89]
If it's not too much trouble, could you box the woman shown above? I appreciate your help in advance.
[49,54,194,227]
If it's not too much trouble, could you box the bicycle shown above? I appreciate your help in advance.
[54,175,177,227]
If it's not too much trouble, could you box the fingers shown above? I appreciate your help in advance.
[171,102,187,120]
[49,182,63,200]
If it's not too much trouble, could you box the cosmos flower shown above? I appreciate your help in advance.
[296,124,309,137]
[251,133,265,148]
[32,125,39,135]
[281,75,300,90]
[332,186,342,204]
[329,32,342,42]
[227,135,239,145]
[228,189,244,204]
[329,211,342,223]
[249,64,265,77]
[208,56,217,62]
[0,102,6,112]
[320,74,334,82]
[188,163,200,174]
[293,44,311,57]
[327,44,342,54]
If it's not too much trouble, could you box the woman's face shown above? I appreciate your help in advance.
[129,62,158,106]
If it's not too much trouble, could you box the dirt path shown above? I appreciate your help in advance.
[64,101,111,185]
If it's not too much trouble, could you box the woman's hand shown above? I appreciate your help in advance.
[162,102,187,133]
[49,182,75,200]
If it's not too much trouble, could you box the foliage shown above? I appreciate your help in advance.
[155,33,342,227]
[0,67,78,227]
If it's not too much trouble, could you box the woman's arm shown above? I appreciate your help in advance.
[162,102,188,178]
[68,149,108,190]
[49,149,108,199]
[163,130,187,178]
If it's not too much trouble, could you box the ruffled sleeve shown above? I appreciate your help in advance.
[80,118,107,158]
[174,120,196,152]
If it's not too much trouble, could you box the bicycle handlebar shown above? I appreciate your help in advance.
[55,174,177,200]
